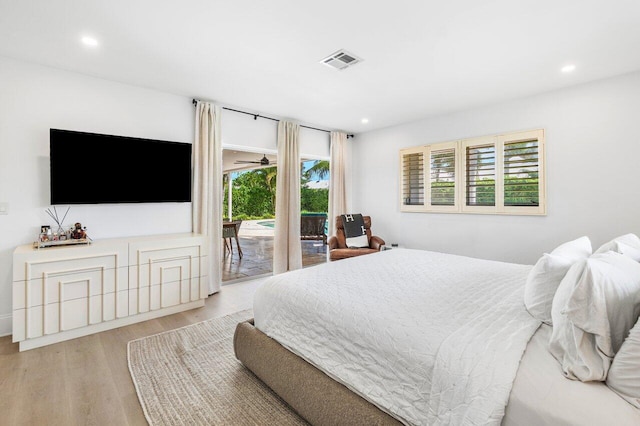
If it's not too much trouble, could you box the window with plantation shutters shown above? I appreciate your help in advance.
[400,129,545,215]
[400,149,424,208]
[466,144,495,206]
[503,139,539,206]
[430,148,456,206]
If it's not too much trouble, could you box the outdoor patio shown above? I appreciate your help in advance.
[222,219,327,283]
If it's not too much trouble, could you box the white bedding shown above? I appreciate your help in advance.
[504,324,640,426]
[254,248,541,425]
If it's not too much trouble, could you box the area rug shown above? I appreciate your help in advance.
[127,309,308,425]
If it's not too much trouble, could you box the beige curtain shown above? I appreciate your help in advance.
[192,101,223,294]
[273,121,302,274]
[328,131,348,237]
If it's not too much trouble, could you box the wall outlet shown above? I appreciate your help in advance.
[0,202,8,215]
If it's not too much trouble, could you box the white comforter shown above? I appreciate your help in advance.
[254,249,541,425]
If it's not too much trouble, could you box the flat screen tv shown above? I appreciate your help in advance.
[50,129,192,205]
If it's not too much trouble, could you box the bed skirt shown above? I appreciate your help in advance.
[233,319,402,426]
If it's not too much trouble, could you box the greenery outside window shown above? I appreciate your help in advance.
[465,144,496,207]
[400,147,425,210]
[430,146,456,206]
[223,159,329,221]
[400,129,545,215]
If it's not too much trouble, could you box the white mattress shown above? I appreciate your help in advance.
[504,324,640,426]
[254,248,541,425]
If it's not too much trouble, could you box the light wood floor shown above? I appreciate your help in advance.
[0,277,267,426]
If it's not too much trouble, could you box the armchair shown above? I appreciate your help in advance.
[328,215,385,261]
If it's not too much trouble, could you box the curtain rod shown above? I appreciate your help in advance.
[192,99,354,138]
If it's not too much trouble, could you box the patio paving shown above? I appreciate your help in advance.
[222,219,327,283]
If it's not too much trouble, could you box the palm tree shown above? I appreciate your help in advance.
[263,167,277,210]
[304,160,330,180]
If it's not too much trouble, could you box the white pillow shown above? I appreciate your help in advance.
[549,251,640,381]
[525,254,577,324]
[345,234,369,248]
[550,236,593,261]
[612,241,640,262]
[595,233,640,261]
[524,236,592,324]
[607,317,640,408]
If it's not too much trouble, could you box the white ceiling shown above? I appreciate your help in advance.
[1,1,640,133]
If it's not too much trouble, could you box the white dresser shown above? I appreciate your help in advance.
[12,233,208,351]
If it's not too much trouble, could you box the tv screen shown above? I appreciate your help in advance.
[50,129,192,205]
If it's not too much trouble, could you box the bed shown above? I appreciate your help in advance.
[233,248,640,425]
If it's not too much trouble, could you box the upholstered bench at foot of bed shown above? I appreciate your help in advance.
[233,319,402,426]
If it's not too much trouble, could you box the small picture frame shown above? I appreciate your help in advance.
[39,225,51,242]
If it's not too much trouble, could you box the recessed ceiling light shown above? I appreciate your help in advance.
[561,64,576,73]
[361,118,369,124]
[81,36,99,47]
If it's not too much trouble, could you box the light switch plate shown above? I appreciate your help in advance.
[0,202,8,215]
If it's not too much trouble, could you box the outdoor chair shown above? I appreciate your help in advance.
[300,213,327,245]
[223,219,243,258]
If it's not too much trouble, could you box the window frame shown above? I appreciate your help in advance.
[399,146,426,212]
[498,129,545,215]
[426,141,460,213]
[460,135,498,214]
[399,129,546,216]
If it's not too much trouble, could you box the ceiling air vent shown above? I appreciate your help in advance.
[320,49,362,71]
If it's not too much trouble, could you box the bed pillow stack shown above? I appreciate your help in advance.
[524,236,592,324]
[548,233,640,387]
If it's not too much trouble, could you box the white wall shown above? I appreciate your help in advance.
[221,107,330,159]
[0,57,195,335]
[0,56,330,336]
[352,71,640,265]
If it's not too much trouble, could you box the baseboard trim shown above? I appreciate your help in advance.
[0,313,12,337]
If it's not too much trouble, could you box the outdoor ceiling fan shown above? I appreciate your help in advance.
[234,154,275,166]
